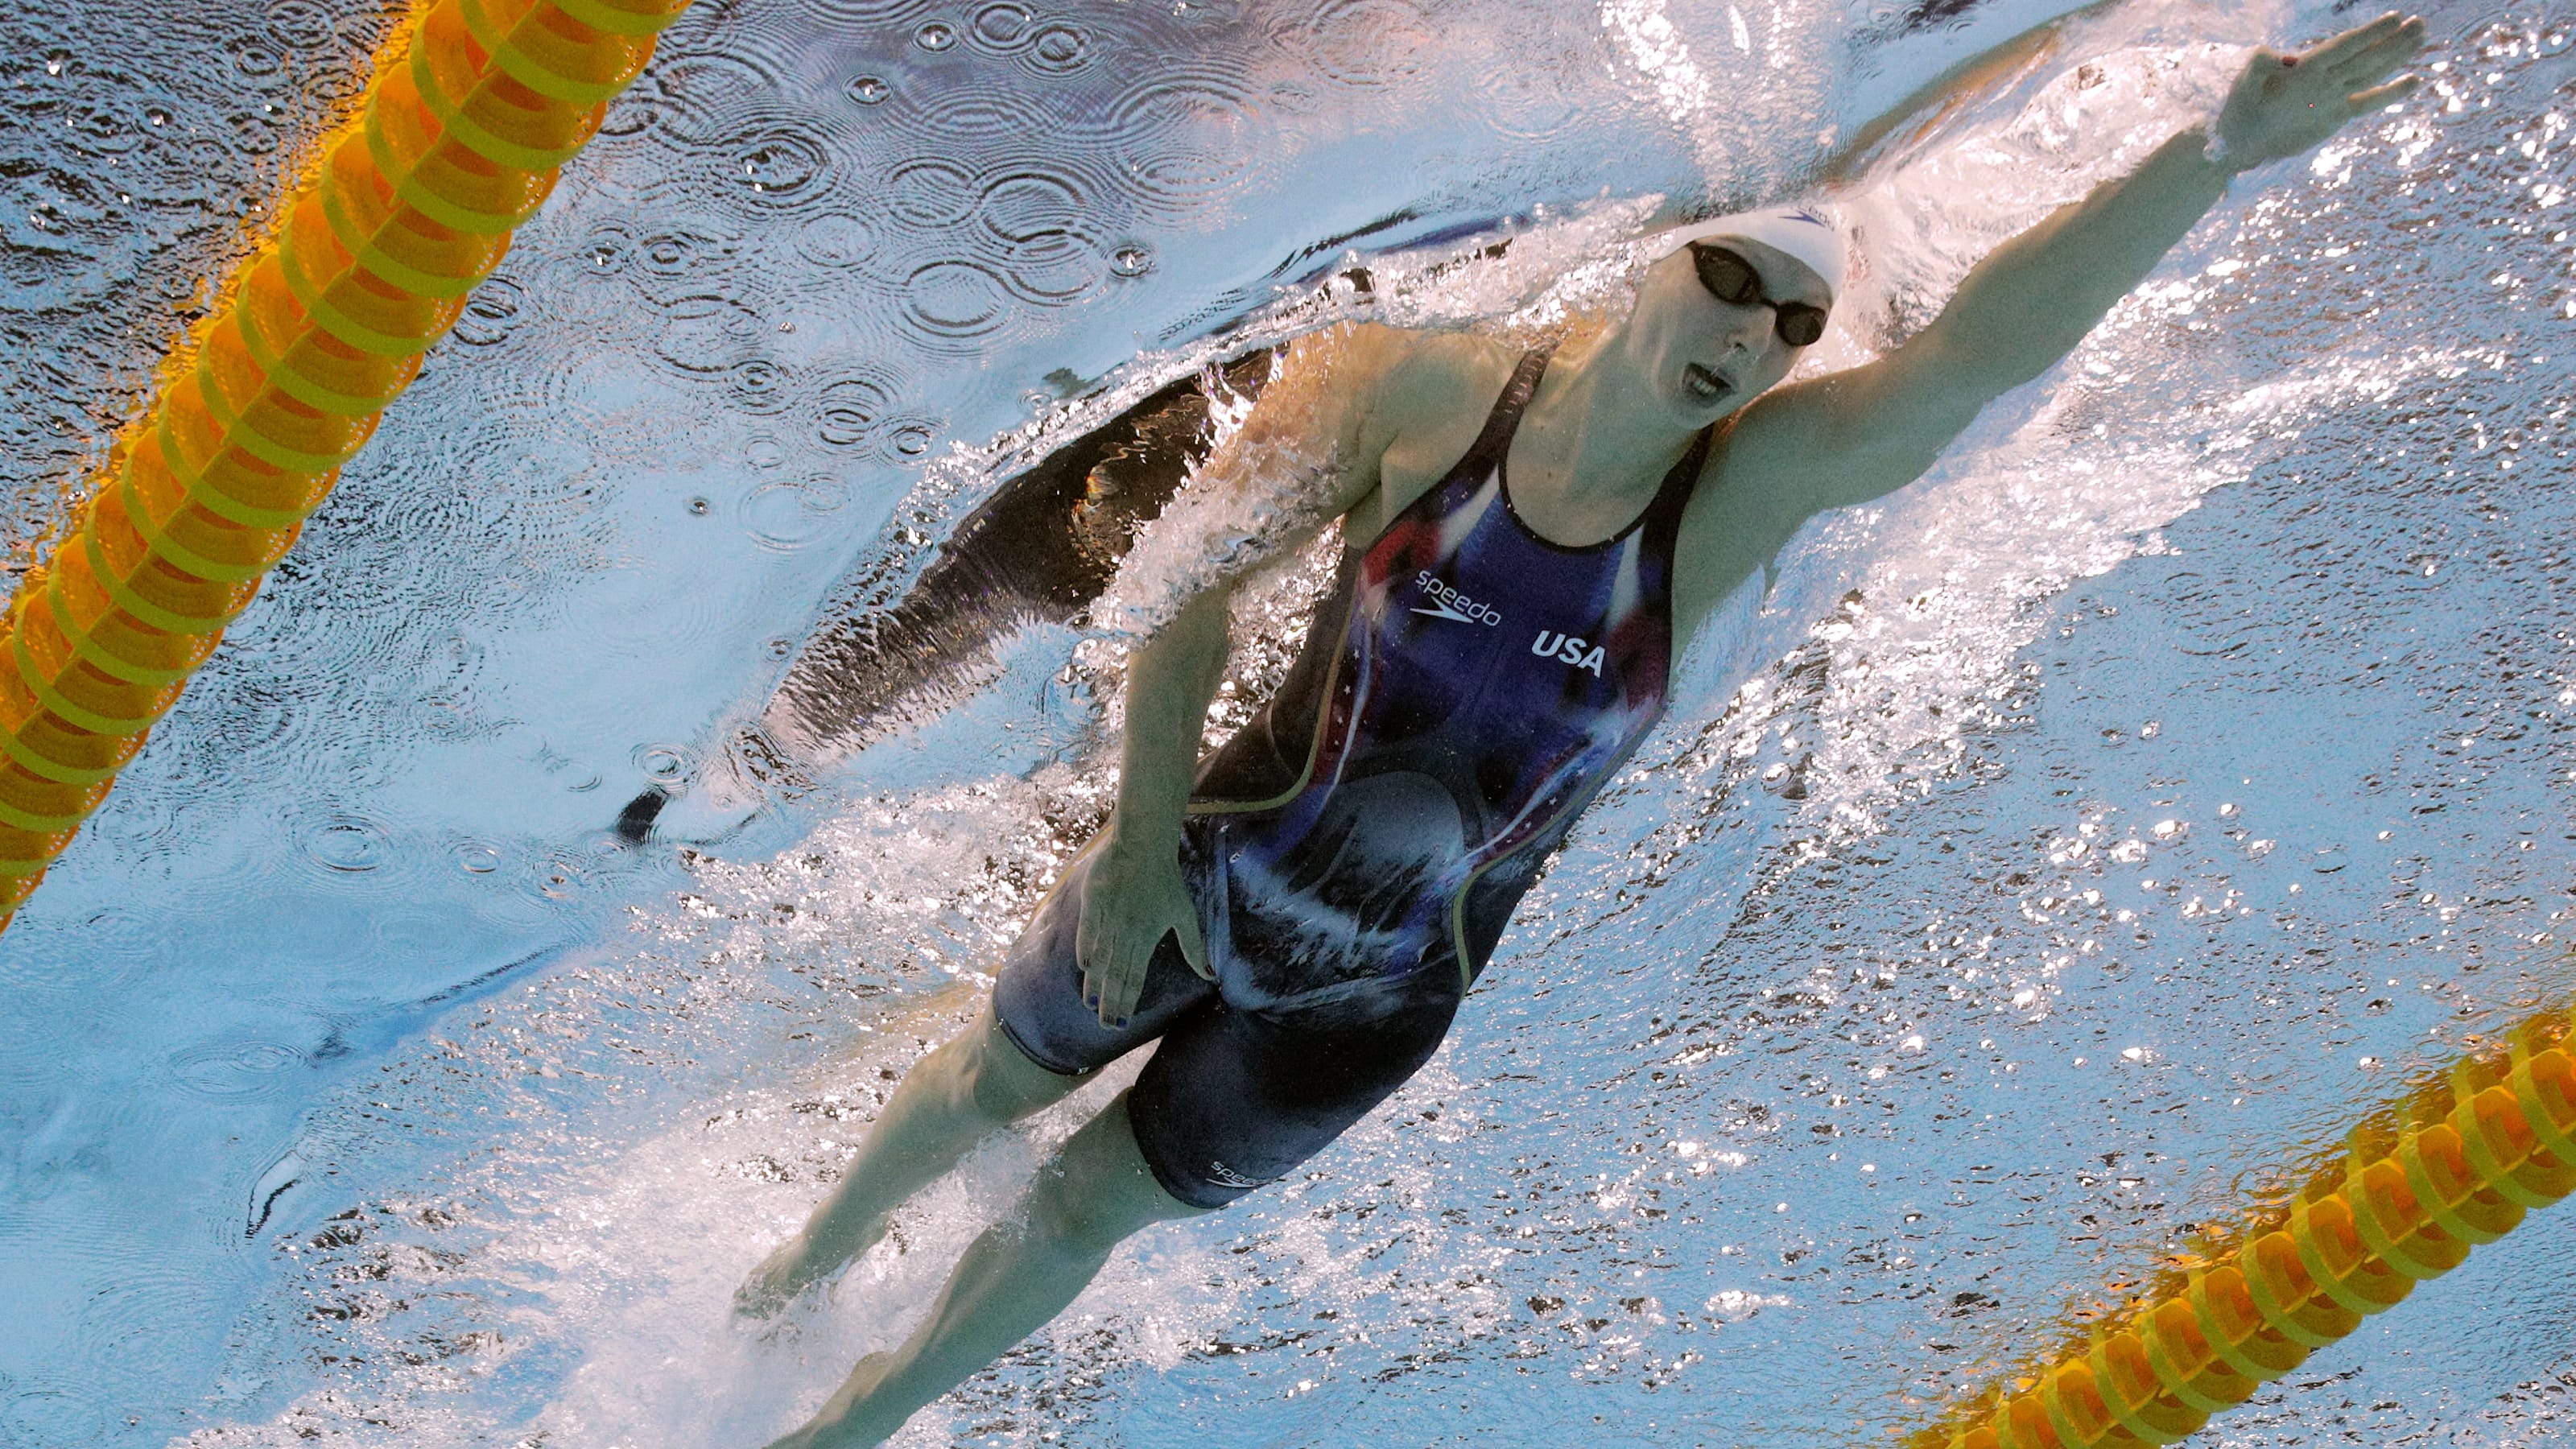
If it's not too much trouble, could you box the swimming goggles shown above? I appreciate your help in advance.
[1688,243,1829,348]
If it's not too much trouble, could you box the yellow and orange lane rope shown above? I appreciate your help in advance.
[0,0,691,928]
[1904,1006,2576,1448]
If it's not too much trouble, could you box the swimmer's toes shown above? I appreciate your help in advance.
[732,1278,786,1321]
[733,1254,808,1321]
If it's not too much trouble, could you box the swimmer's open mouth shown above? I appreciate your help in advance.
[1684,362,1733,403]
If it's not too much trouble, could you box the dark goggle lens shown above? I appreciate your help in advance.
[1691,244,1762,304]
[1690,243,1829,348]
[1774,305,1827,348]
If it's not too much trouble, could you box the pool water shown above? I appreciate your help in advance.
[0,0,2569,1444]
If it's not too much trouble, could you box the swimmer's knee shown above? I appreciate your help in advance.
[958,1006,1078,1123]
[1023,1098,1205,1253]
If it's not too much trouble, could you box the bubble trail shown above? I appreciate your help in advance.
[1901,995,2576,1449]
[0,0,691,932]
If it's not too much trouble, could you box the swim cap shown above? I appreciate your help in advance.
[1657,204,1846,302]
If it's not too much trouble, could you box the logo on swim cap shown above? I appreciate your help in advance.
[1657,204,1846,301]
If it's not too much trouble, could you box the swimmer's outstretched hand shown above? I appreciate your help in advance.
[2211,11,2426,174]
[1076,832,1210,1028]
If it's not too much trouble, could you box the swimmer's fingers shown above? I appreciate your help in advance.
[2348,75,2422,114]
[2301,11,2413,74]
[1071,893,1115,1021]
[1075,945,1124,1030]
[1092,942,1147,1030]
[1074,920,1126,1026]
[2319,17,2428,90]
[1074,898,1149,1026]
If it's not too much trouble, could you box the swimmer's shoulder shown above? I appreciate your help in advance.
[1376,327,1517,405]
[1352,328,1517,455]
[1340,329,1517,528]
[1269,326,1517,530]
[1284,324,1514,421]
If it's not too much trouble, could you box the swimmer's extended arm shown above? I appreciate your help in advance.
[1728,13,2425,535]
[1077,326,1409,1026]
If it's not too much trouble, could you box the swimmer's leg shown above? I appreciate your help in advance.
[763,1092,1202,1449]
[735,1005,1083,1318]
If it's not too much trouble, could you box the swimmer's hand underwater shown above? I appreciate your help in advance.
[2210,12,2425,172]
[1077,584,1227,1027]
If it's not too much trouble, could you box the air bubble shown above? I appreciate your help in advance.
[741,481,841,550]
[634,745,694,784]
[979,167,1091,242]
[730,127,828,199]
[844,75,890,105]
[914,21,956,51]
[1028,23,1088,72]
[971,2,1034,48]
[1001,232,1107,303]
[793,213,876,268]
[299,816,387,873]
[534,858,584,900]
[724,355,792,415]
[231,42,283,79]
[686,497,712,516]
[886,158,977,226]
[265,0,337,51]
[170,1040,303,1100]
[452,278,523,348]
[904,260,1011,338]
[816,376,894,448]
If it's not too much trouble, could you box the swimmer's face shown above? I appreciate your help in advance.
[1625,236,1831,422]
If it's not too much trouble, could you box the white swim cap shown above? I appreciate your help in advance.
[1657,204,1846,302]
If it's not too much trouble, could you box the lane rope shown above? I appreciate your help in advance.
[1902,1005,2576,1449]
[0,0,692,927]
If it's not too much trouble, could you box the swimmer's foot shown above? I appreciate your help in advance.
[733,1217,893,1321]
[762,1352,899,1449]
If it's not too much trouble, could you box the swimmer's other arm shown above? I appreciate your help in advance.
[1714,13,2427,551]
[1075,325,1413,1026]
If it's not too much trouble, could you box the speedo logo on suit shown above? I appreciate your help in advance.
[1532,630,1607,677]
[1411,572,1502,625]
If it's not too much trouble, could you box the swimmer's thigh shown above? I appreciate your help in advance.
[1125,992,1459,1209]
[991,847,1215,1077]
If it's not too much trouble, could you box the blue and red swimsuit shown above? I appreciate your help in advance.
[996,347,1707,1206]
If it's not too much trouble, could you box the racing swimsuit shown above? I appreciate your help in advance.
[996,345,1708,1206]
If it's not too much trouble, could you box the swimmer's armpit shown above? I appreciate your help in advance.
[1090,324,1407,642]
